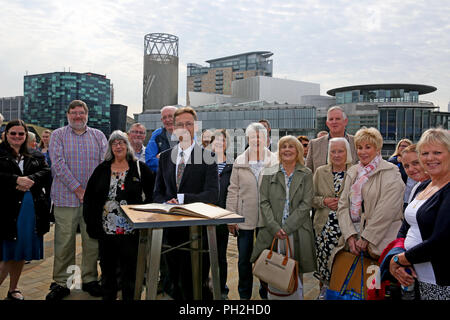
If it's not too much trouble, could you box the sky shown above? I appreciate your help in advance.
[0,0,449,116]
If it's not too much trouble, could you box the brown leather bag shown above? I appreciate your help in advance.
[329,250,379,298]
[252,237,299,296]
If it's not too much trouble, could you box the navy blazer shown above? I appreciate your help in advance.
[397,180,450,286]
[153,143,219,205]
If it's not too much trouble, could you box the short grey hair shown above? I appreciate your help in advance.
[245,122,267,143]
[104,130,137,162]
[327,137,352,164]
[28,132,36,141]
[327,106,347,120]
[0,113,4,125]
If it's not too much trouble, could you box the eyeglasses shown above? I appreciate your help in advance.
[68,111,86,116]
[111,141,126,147]
[174,122,194,129]
[302,143,309,147]
[8,131,25,136]
[130,130,146,135]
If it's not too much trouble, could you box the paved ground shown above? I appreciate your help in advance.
[1,225,320,300]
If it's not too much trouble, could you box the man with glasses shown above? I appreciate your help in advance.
[145,105,178,173]
[46,100,107,300]
[128,123,147,162]
[154,107,219,300]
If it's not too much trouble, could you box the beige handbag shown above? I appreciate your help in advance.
[252,237,299,296]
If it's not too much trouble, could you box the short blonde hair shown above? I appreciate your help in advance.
[416,128,450,154]
[278,135,304,165]
[354,127,383,152]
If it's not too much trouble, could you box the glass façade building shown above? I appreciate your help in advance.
[186,51,273,104]
[23,72,111,136]
[327,84,449,157]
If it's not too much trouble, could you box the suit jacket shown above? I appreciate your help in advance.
[305,133,358,173]
[153,143,219,206]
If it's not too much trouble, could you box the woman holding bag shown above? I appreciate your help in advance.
[251,135,316,299]
[83,130,155,300]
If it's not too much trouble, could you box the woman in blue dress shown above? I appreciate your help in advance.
[0,120,51,300]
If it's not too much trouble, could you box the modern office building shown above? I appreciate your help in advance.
[137,101,316,155]
[23,71,111,135]
[326,83,449,156]
[189,76,320,107]
[0,96,24,121]
[143,33,179,111]
[187,51,273,105]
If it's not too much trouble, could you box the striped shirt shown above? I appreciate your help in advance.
[49,125,108,207]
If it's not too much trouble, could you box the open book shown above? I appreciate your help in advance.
[129,202,235,219]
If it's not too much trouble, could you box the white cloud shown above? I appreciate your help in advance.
[0,0,449,116]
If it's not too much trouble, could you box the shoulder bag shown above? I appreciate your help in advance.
[252,236,299,296]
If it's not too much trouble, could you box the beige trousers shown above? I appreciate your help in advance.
[52,206,99,287]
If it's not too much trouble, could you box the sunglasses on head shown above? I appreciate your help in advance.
[8,131,25,136]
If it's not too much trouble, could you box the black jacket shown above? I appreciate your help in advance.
[153,143,219,205]
[82,159,155,239]
[0,143,51,240]
[398,180,450,286]
[218,163,233,209]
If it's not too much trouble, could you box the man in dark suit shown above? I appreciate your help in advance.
[154,107,219,300]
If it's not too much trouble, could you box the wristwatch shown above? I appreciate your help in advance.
[393,255,409,267]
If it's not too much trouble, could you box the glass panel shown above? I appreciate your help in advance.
[405,109,413,140]
[397,109,405,139]
[388,110,396,141]
[379,110,387,139]
[414,109,422,140]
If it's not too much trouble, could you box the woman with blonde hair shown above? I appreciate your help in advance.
[389,138,413,183]
[251,135,316,299]
[388,128,450,299]
[334,127,405,261]
[38,129,52,167]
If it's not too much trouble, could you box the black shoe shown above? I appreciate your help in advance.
[7,290,24,301]
[82,281,103,297]
[46,283,70,300]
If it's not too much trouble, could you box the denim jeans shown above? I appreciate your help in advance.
[237,229,255,299]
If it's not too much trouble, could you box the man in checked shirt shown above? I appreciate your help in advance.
[46,100,108,300]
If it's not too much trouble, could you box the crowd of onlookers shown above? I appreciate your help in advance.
[0,102,448,301]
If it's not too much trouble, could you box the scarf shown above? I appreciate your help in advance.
[349,154,382,223]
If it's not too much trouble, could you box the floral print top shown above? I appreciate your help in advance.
[102,170,133,235]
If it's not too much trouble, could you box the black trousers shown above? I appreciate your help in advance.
[165,226,211,300]
[98,233,139,300]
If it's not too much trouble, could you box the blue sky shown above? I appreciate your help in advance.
[1,0,449,116]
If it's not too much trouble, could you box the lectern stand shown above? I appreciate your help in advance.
[121,205,244,300]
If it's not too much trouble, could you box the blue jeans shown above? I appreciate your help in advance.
[237,229,254,299]
[237,228,267,299]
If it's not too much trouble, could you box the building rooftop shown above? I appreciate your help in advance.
[205,51,273,63]
[327,83,436,96]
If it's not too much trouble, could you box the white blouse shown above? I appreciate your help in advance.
[404,198,436,284]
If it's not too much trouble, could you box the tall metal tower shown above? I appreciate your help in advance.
[143,33,179,111]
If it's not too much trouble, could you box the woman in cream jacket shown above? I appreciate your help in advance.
[226,122,278,300]
[332,128,405,267]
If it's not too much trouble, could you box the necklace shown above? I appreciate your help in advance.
[416,185,437,200]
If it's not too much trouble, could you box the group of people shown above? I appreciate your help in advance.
[0,102,448,301]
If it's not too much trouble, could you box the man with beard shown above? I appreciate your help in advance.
[46,100,107,300]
